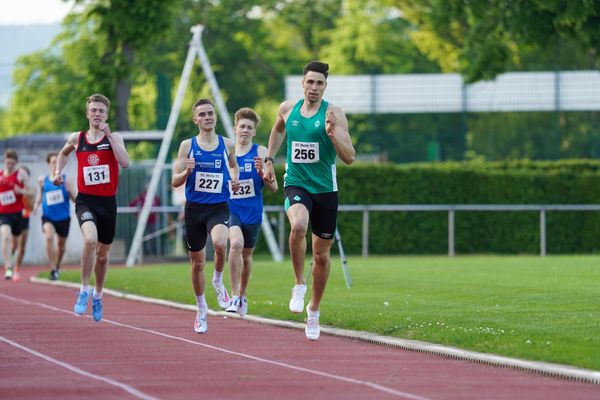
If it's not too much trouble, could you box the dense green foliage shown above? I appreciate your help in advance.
[397,0,600,82]
[3,1,599,163]
[53,255,600,370]
[258,160,600,255]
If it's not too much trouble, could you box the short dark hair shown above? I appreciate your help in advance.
[192,98,215,113]
[4,149,18,162]
[47,152,58,163]
[234,107,260,127]
[303,61,329,78]
[86,93,110,109]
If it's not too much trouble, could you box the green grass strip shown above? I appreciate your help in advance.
[51,255,600,370]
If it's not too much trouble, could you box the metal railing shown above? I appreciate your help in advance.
[119,204,600,257]
[265,204,600,257]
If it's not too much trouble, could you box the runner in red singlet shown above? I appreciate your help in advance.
[54,93,130,322]
[0,149,29,281]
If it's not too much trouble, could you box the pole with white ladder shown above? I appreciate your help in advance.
[126,25,282,266]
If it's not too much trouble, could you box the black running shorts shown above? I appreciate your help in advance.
[42,217,71,238]
[283,186,338,240]
[229,213,261,249]
[184,201,229,252]
[75,193,117,245]
[0,212,23,236]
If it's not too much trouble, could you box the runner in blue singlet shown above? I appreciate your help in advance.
[224,108,278,317]
[171,98,240,334]
[34,152,76,281]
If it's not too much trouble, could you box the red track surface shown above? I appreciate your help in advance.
[1,267,598,400]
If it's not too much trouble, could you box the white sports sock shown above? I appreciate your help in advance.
[307,304,319,318]
[81,284,90,294]
[195,294,207,312]
[92,288,102,300]
[212,270,223,284]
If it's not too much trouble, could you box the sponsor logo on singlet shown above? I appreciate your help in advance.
[88,154,100,165]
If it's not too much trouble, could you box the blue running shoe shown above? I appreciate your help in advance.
[92,297,103,322]
[73,291,90,315]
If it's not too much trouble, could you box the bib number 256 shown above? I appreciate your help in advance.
[291,141,319,163]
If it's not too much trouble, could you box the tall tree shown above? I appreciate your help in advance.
[396,0,600,82]
[74,0,179,130]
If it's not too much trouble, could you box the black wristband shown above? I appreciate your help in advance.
[264,156,275,164]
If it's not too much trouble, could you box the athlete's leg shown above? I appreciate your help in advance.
[190,248,208,332]
[94,242,111,293]
[227,226,244,296]
[308,235,333,312]
[14,229,28,272]
[287,203,309,284]
[239,247,255,297]
[11,234,17,257]
[1,224,13,271]
[79,221,98,286]
[43,222,56,269]
[190,249,207,296]
[211,224,229,275]
[56,235,67,269]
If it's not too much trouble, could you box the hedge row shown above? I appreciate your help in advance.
[256,160,600,255]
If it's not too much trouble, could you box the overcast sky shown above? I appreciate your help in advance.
[0,0,72,25]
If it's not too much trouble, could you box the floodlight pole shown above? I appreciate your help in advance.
[126,25,282,266]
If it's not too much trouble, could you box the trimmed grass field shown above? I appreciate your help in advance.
[53,255,600,370]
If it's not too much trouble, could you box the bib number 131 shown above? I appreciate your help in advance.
[291,141,319,163]
[83,165,110,186]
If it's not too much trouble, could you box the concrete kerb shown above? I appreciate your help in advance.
[30,276,600,385]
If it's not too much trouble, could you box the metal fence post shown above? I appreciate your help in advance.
[448,208,455,257]
[540,208,547,256]
[278,210,285,255]
[362,210,369,257]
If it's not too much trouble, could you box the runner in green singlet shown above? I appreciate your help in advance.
[263,61,356,340]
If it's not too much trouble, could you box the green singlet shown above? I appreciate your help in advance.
[284,99,337,194]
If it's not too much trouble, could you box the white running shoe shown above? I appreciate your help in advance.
[194,311,208,334]
[305,314,320,340]
[4,267,13,280]
[225,296,239,313]
[212,281,231,309]
[238,296,248,317]
[289,283,306,313]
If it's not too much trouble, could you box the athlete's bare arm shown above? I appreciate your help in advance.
[66,177,77,201]
[225,137,241,192]
[53,132,78,186]
[171,139,194,188]
[264,101,294,183]
[326,104,355,165]
[15,168,34,197]
[101,124,130,169]
[33,176,44,214]
[256,145,278,192]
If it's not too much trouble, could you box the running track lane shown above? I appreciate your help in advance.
[0,269,598,400]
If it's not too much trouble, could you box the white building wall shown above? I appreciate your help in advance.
[286,70,600,113]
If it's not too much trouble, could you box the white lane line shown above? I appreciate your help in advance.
[0,335,161,400]
[0,293,431,400]
[27,278,600,386]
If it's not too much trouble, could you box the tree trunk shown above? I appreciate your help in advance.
[115,42,134,131]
